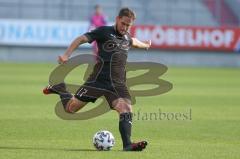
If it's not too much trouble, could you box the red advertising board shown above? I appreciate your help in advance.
[130,25,240,52]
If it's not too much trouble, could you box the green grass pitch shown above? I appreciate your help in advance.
[0,63,239,159]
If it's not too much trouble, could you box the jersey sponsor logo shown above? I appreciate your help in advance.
[103,36,131,52]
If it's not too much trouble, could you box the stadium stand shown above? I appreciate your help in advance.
[0,0,221,26]
[0,0,240,66]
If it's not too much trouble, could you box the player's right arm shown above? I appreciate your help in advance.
[58,35,89,64]
[58,26,103,64]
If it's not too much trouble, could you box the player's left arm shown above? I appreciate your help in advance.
[131,38,151,50]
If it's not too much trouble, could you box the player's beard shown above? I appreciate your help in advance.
[115,24,126,35]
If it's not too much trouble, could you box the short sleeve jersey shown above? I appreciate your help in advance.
[84,26,132,84]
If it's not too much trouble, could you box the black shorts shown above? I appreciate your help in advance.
[75,81,131,108]
[74,79,131,108]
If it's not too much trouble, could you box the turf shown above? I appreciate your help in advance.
[0,63,239,159]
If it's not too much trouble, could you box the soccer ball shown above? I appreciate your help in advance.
[93,130,115,151]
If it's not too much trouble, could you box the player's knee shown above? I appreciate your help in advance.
[65,98,82,113]
[123,104,132,113]
[113,98,132,113]
[64,99,75,113]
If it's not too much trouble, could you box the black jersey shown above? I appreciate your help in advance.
[84,26,132,85]
[74,26,132,105]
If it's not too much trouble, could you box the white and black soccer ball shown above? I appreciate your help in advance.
[93,130,115,151]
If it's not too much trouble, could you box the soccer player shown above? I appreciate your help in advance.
[43,7,151,151]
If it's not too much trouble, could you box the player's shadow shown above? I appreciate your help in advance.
[0,146,95,152]
[0,146,122,152]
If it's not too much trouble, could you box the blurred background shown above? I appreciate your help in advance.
[0,0,240,67]
[0,2,239,158]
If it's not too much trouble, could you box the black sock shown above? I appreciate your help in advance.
[51,83,73,109]
[59,93,73,109]
[119,112,132,148]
